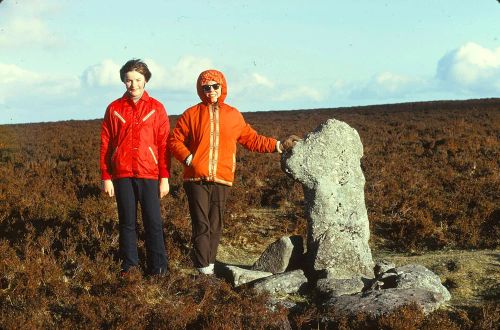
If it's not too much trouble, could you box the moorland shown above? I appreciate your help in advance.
[0,98,498,329]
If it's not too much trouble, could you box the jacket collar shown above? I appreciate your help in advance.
[121,90,151,103]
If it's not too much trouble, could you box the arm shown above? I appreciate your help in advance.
[169,112,193,165]
[156,104,170,179]
[100,108,114,197]
[238,123,278,153]
[157,104,170,198]
[100,108,113,180]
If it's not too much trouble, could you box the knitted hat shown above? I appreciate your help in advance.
[196,69,227,104]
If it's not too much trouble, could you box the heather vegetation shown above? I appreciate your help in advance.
[0,98,498,328]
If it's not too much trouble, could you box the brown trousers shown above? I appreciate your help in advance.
[183,181,230,268]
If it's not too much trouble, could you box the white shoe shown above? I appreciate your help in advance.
[197,264,214,275]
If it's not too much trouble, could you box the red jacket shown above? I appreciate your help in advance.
[100,91,170,180]
[169,70,277,186]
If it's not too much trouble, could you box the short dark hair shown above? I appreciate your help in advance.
[120,59,152,82]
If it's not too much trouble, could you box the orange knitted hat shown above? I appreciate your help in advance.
[196,69,227,104]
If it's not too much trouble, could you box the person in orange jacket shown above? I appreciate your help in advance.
[100,59,170,276]
[169,69,299,274]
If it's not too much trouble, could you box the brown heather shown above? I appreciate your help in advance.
[0,98,498,329]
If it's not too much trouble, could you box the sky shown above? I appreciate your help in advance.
[0,0,499,124]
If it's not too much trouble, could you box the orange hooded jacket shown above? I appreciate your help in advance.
[169,70,277,186]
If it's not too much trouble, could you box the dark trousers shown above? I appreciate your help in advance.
[184,181,230,268]
[114,178,168,275]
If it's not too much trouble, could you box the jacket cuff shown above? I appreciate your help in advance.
[159,167,170,178]
[276,140,282,153]
[101,171,112,180]
[184,154,193,166]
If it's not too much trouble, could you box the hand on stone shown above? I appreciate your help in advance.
[281,135,301,151]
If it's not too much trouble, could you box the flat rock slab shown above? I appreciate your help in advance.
[253,270,308,295]
[325,288,448,317]
[316,276,365,297]
[391,264,451,301]
[222,265,273,287]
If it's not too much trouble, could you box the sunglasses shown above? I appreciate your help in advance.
[202,83,221,92]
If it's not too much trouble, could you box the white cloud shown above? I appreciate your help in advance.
[0,62,79,105]
[0,1,64,48]
[252,73,275,88]
[436,42,500,91]
[147,56,215,90]
[348,72,426,101]
[374,72,424,95]
[230,71,276,95]
[0,63,40,84]
[0,17,61,48]
[80,56,214,91]
[374,72,415,93]
[231,71,323,103]
[81,60,122,88]
[0,63,41,104]
[342,42,500,104]
[275,85,323,102]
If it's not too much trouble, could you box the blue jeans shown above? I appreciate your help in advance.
[114,178,168,275]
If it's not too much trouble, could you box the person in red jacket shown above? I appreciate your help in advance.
[100,59,170,276]
[169,69,299,275]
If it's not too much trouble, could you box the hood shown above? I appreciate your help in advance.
[196,69,228,105]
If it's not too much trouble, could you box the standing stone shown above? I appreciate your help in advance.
[283,119,374,277]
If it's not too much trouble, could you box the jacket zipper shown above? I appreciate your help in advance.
[208,105,219,180]
[208,105,214,179]
[213,106,219,177]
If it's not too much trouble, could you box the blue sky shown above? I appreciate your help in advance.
[0,0,499,124]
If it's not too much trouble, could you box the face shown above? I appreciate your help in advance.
[124,70,146,98]
[202,80,222,103]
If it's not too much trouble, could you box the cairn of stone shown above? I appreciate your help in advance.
[283,118,374,278]
[323,263,452,317]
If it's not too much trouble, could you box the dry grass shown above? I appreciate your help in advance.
[0,98,498,328]
[374,249,500,307]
